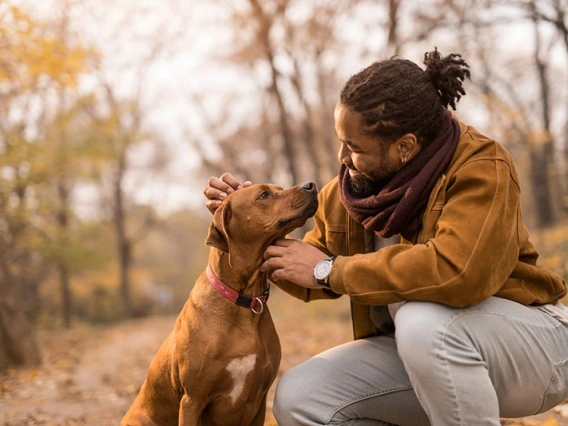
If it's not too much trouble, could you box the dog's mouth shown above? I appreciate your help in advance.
[276,197,318,229]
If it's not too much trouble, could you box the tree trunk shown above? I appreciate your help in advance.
[315,50,339,182]
[0,266,41,371]
[387,0,402,56]
[552,0,568,176]
[267,50,299,185]
[530,149,555,227]
[288,52,324,187]
[249,0,299,185]
[56,181,72,328]
[530,2,556,227]
[119,239,132,319]
[114,156,132,318]
[58,262,71,328]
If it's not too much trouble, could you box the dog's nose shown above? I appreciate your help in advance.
[301,181,316,192]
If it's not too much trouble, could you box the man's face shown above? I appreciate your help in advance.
[334,102,402,196]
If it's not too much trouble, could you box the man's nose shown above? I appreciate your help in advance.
[338,143,350,165]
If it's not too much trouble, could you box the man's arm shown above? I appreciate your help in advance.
[329,158,521,307]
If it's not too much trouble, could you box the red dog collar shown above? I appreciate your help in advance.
[206,266,270,314]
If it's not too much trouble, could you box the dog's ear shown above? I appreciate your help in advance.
[205,201,232,255]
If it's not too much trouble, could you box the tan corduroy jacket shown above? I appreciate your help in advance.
[275,120,567,340]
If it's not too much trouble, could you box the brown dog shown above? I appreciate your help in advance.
[121,182,318,426]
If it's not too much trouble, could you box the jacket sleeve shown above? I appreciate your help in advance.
[329,157,521,307]
[271,186,343,302]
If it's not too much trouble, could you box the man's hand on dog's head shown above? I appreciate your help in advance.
[204,173,252,214]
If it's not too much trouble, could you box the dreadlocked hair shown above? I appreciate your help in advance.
[339,48,471,147]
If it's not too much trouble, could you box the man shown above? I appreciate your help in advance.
[204,49,568,425]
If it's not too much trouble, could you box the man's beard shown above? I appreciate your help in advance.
[346,162,397,197]
[347,174,383,198]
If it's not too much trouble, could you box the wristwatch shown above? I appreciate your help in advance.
[313,257,336,289]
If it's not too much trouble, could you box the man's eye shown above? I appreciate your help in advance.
[257,191,272,200]
[343,143,356,153]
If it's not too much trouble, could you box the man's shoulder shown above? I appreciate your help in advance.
[450,120,521,188]
[454,120,516,166]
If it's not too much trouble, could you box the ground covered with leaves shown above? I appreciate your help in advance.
[1,289,567,425]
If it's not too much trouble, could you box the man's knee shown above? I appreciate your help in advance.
[273,362,315,424]
[273,367,297,419]
[394,301,457,369]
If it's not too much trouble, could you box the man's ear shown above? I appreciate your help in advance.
[205,201,232,255]
[397,133,419,159]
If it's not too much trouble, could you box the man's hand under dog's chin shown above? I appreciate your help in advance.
[260,239,328,289]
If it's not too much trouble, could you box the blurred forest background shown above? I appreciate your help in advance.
[1,0,568,423]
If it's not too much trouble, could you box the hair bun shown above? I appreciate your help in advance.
[423,47,471,110]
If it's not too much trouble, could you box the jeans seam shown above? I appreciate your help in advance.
[440,314,469,425]
[536,357,568,414]
[447,310,562,329]
[324,385,413,424]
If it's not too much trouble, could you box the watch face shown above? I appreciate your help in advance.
[314,260,332,280]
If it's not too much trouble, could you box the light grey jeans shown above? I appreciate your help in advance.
[273,297,568,425]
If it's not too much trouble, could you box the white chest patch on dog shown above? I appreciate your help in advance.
[226,354,256,404]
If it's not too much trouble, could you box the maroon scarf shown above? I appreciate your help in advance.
[338,110,460,241]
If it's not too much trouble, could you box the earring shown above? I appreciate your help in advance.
[401,156,407,164]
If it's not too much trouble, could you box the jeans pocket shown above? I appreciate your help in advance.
[538,358,568,414]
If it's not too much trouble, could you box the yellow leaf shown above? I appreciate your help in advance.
[539,418,558,426]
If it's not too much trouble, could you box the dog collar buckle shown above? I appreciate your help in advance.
[251,297,264,315]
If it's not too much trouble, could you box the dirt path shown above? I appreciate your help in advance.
[0,316,175,425]
[1,293,567,425]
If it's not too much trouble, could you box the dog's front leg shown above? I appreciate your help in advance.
[178,394,203,426]
[249,395,267,426]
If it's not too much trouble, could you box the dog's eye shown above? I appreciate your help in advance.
[257,191,272,200]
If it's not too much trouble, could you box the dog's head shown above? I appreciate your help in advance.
[206,182,318,262]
